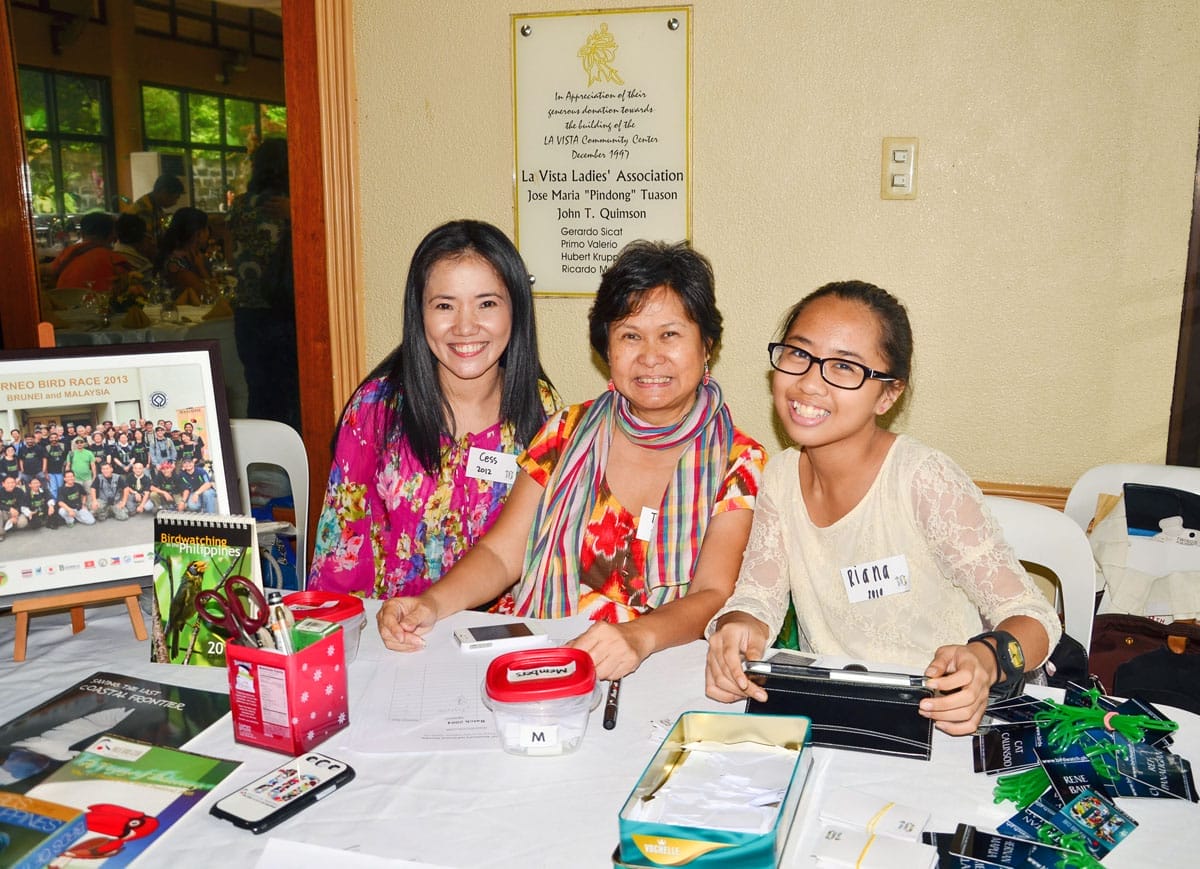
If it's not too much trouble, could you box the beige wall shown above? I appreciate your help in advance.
[353,0,1200,487]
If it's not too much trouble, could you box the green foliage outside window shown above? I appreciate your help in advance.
[142,84,286,211]
[19,67,111,220]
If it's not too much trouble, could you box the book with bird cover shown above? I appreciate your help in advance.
[0,671,229,796]
[150,511,261,666]
[25,735,239,867]
[0,792,87,868]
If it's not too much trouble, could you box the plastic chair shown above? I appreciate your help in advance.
[229,418,310,588]
[1064,463,1200,532]
[984,495,1098,649]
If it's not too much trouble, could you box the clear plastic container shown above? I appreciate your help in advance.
[283,591,366,662]
[482,647,602,756]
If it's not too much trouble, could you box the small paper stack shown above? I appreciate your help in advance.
[812,788,937,869]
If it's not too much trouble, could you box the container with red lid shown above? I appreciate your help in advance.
[482,647,602,756]
[283,591,367,662]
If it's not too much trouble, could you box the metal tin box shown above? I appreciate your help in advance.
[615,712,812,868]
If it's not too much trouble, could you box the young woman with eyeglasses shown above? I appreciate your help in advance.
[704,281,1060,735]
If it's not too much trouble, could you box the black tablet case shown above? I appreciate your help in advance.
[745,670,934,760]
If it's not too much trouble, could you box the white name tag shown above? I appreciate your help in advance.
[841,554,911,603]
[636,506,658,541]
[466,447,518,485]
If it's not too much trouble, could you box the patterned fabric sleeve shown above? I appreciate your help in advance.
[712,429,766,515]
[911,450,1063,663]
[308,381,388,595]
[706,464,791,640]
[518,402,591,487]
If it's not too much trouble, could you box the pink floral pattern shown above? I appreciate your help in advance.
[308,377,558,599]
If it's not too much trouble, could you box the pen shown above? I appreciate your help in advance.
[267,590,295,655]
[603,679,621,730]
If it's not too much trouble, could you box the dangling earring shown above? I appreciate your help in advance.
[606,379,615,392]
[702,362,711,386]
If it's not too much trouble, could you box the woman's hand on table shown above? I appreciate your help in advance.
[378,595,438,651]
[704,612,771,703]
[567,620,652,681]
[920,642,996,735]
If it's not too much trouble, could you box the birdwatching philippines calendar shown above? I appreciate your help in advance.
[513,7,691,295]
[150,511,260,666]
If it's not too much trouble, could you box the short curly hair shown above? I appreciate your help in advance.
[588,240,722,364]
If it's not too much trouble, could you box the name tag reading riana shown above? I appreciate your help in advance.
[841,554,911,603]
[466,447,519,485]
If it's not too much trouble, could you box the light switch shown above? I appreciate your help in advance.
[881,137,918,200]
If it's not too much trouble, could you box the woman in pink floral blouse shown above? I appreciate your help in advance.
[308,220,559,598]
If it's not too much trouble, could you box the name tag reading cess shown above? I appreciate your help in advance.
[841,554,911,604]
[466,447,518,485]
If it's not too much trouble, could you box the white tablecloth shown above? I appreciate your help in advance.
[1,600,1196,868]
[53,304,248,417]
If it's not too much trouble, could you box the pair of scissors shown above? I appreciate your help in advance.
[195,575,269,648]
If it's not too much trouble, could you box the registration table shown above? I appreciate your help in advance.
[1,599,1196,868]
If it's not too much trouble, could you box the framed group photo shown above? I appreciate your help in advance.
[0,340,239,607]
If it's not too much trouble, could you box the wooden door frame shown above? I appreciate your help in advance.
[0,0,39,351]
[0,1,364,551]
[283,0,365,536]
[1168,121,1200,466]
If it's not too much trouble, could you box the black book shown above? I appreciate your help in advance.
[0,670,229,795]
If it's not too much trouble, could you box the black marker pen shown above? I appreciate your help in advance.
[603,679,621,730]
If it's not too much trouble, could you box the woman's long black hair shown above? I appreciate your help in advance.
[336,219,552,474]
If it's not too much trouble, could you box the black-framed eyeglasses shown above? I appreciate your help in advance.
[767,342,898,390]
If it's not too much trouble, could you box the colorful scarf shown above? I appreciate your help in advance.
[513,379,734,618]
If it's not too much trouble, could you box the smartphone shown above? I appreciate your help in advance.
[453,621,548,652]
[210,752,355,834]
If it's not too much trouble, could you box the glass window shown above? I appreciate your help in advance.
[261,103,287,137]
[190,149,224,212]
[189,93,221,144]
[142,86,182,140]
[54,76,106,135]
[25,137,58,215]
[18,67,113,220]
[19,69,47,131]
[142,83,286,211]
[59,141,109,213]
[224,99,255,146]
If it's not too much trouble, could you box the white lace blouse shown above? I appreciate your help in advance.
[712,435,1062,669]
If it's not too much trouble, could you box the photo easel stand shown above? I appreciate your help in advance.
[11,583,147,661]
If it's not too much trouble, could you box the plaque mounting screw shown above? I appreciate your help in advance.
[520,24,532,37]
[667,18,680,31]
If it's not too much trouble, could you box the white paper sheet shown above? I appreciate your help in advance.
[348,614,592,753]
[254,838,452,869]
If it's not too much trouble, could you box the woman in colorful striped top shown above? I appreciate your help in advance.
[378,240,767,681]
